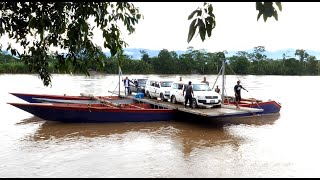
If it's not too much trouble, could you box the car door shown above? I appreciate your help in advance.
[145,80,153,97]
[148,80,156,98]
[130,79,137,93]
[176,83,185,103]
[169,83,177,101]
[148,80,155,98]
[152,81,160,98]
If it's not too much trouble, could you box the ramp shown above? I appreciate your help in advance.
[123,95,264,118]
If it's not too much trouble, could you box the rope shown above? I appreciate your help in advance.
[211,66,223,89]
[107,52,126,96]
[109,66,123,96]
[227,63,241,82]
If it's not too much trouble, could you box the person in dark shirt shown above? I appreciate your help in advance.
[183,81,194,108]
[234,80,248,108]
[215,85,221,94]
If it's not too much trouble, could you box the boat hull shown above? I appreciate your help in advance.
[224,99,281,115]
[10,92,93,103]
[9,92,130,104]
[8,103,177,123]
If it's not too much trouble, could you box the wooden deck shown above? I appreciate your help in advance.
[121,94,264,118]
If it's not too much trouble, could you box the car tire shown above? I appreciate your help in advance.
[171,95,177,104]
[191,98,197,109]
[146,91,151,98]
[160,93,165,101]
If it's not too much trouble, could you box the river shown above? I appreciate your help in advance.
[0,73,319,178]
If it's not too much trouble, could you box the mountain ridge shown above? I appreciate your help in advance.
[2,48,320,60]
[114,48,320,60]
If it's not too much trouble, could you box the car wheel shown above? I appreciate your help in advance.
[171,95,177,104]
[146,91,151,98]
[160,93,165,101]
[191,98,197,109]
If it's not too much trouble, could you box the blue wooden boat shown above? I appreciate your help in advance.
[7,102,177,123]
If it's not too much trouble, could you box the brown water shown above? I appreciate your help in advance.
[1,74,320,178]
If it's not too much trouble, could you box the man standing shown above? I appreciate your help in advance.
[201,76,209,86]
[234,80,248,108]
[183,81,194,108]
[123,77,132,96]
[215,85,221,93]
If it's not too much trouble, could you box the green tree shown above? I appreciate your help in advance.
[294,49,309,74]
[295,49,309,62]
[229,54,250,75]
[305,55,318,75]
[283,58,300,75]
[0,2,142,86]
[178,51,195,74]
[153,49,175,74]
[139,50,151,64]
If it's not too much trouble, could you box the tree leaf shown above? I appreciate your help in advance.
[275,2,282,11]
[257,11,263,21]
[263,13,267,22]
[197,9,202,16]
[273,10,278,21]
[198,20,206,41]
[256,2,263,11]
[206,22,212,37]
[187,19,197,43]
[208,4,213,15]
[187,10,197,20]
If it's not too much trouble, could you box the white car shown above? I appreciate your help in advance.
[145,78,173,101]
[169,81,222,108]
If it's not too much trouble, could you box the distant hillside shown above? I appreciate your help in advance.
[105,48,320,60]
[104,48,186,60]
[2,48,320,61]
[227,48,320,60]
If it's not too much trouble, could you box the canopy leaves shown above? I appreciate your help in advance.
[187,2,282,43]
[0,2,142,86]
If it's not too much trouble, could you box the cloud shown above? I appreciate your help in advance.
[2,2,320,54]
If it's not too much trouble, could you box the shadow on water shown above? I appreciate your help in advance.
[16,113,280,157]
[177,113,281,126]
[18,113,280,141]
[174,113,281,155]
[15,116,45,125]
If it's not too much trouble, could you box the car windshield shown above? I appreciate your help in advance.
[192,84,211,91]
[138,79,147,86]
[160,81,173,87]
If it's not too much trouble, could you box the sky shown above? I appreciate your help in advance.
[1,2,320,54]
[114,2,320,53]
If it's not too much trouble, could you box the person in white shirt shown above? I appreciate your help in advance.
[123,77,133,95]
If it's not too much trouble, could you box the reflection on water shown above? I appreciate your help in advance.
[21,114,280,157]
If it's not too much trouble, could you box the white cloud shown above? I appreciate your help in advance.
[124,2,320,52]
[2,2,320,53]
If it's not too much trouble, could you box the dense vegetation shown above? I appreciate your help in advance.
[1,46,319,76]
